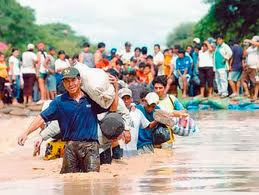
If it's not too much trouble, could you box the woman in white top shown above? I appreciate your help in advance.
[9,48,21,105]
[198,41,214,97]
[36,43,48,104]
[21,44,37,104]
[54,50,70,93]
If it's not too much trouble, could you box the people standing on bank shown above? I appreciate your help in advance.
[21,44,38,105]
[8,48,22,105]
[214,35,233,98]
[79,42,94,68]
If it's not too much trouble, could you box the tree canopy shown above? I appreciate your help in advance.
[166,0,259,47]
[0,0,89,55]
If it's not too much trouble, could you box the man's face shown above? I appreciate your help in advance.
[59,54,65,60]
[50,49,56,56]
[154,46,160,54]
[134,49,140,57]
[186,46,192,54]
[178,53,184,58]
[122,95,132,108]
[13,50,19,57]
[63,77,81,94]
[146,58,153,65]
[125,46,131,52]
[0,54,5,62]
[202,45,208,52]
[84,47,90,53]
[100,47,105,53]
[154,83,165,98]
[216,38,223,45]
[144,102,156,113]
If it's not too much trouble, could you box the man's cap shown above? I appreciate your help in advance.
[27,43,35,50]
[119,88,132,98]
[252,36,259,42]
[61,67,80,80]
[193,38,201,44]
[125,41,132,47]
[145,92,159,105]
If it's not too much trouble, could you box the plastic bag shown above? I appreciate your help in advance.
[152,124,171,145]
[99,113,125,140]
[172,117,198,136]
[75,64,115,109]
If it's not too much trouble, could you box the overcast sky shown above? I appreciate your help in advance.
[18,0,209,50]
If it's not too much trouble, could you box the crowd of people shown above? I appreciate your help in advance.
[0,35,259,109]
[1,34,258,174]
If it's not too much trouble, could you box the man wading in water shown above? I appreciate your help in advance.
[18,67,117,173]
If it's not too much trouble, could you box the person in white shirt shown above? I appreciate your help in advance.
[9,48,21,105]
[21,44,38,105]
[36,42,48,104]
[198,41,214,97]
[118,88,157,154]
[242,36,259,98]
[54,50,70,93]
[120,42,134,63]
[153,44,164,76]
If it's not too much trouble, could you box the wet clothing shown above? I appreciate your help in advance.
[60,141,100,173]
[136,104,159,150]
[40,92,107,141]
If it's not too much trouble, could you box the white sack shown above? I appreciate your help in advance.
[75,63,115,109]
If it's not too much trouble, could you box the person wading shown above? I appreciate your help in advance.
[18,67,114,173]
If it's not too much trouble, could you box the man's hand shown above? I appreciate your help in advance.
[108,74,118,89]
[123,130,131,144]
[33,136,43,156]
[18,132,28,146]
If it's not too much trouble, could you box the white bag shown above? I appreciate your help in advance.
[75,63,115,109]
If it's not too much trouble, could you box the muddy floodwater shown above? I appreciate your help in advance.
[0,110,259,195]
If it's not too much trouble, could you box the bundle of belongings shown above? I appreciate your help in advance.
[154,110,198,140]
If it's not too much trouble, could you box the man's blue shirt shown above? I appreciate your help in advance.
[176,56,192,75]
[136,104,159,149]
[40,92,107,141]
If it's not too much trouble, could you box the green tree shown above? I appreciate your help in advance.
[166,22,195,48]
[194,0,259,42]
[0,0,38,48]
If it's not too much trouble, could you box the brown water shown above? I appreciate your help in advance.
[0,111,259,194]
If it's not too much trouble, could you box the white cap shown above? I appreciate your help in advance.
[27,43,35,50]
[118,88,132,98]
[252,36,259,42]
[145,92,159,105]
[193,38,201,44]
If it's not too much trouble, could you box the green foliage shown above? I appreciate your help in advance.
[166,22,195,48]
[0,0,90,56]
[194,0,259,42]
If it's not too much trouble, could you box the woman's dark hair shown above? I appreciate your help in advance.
[141,46,148,55]
[97,42,105,49]
[72,54,79,61]
[58,50,66,56]
[152,75,167,87]
[134,47,141,52]
[138,62,146,68]
[11,48,18,53]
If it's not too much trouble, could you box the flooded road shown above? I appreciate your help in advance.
[0,111,259,194]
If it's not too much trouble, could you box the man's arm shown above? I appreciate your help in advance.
[18,115,45,146]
